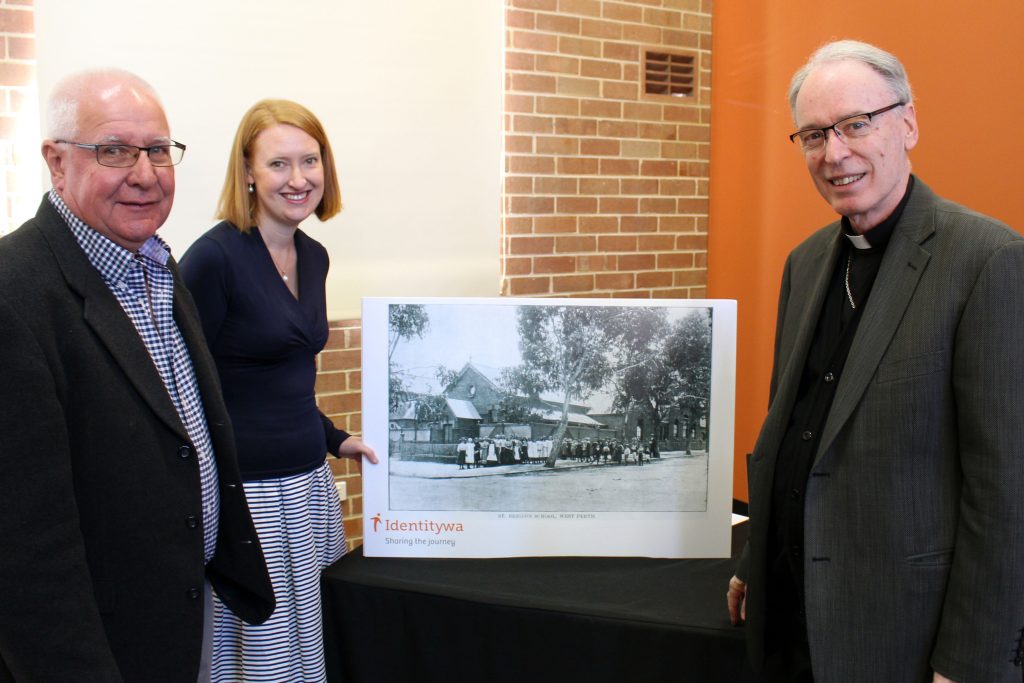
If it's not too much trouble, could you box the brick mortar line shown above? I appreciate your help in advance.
[517,19,714,26]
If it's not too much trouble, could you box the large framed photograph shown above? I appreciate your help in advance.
[361,297,736,558]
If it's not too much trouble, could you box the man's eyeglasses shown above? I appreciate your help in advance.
[56,140,186,167]
[788,102,905,153]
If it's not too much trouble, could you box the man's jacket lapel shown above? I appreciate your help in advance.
[34,201,190,443]
[814,184,936,466]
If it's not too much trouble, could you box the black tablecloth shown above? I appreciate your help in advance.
[322,523,756,683]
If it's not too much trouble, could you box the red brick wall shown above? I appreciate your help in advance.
[502,0,712,298]
[316,319,369,547]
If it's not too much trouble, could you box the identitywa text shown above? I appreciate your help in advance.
[383,520,465,535]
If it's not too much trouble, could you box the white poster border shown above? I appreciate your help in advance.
[360,297,736,558]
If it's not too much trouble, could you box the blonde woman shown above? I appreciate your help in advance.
[180,100,377,682]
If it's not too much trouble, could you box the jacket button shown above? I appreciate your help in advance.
[791,545,802,558]
[823,372,835,383]
[185,515,199,529]
[801,430,813,441]
[187,587,201,600]
[178,445,192,459]
[790,489,801,500]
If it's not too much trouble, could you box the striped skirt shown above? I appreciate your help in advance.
[212,461,345,683]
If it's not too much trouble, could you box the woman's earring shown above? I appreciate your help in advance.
[247,183,255,194]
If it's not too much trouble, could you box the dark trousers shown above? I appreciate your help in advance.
[760,580,814,682]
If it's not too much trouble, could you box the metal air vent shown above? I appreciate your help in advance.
[643,49,696,98]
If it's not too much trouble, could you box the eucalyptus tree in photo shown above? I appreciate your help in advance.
[516,306,616,468]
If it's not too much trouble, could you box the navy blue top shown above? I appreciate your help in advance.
[179,221,349,481]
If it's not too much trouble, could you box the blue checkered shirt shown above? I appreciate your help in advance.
[50,190,220,562]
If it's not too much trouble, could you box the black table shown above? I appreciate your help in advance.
[322,524,756,683]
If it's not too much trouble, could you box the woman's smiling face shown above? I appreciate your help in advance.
[246,123,324,231]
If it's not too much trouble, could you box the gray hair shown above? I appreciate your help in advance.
[45,68,162,140]
[788,40,913,117]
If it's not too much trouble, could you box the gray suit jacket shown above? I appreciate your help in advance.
[739,178,1024,682]
[0,198,274,681]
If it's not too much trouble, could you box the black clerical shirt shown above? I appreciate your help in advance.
[765,176,916,642]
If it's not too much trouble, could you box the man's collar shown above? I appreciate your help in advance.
[47,189,171,270]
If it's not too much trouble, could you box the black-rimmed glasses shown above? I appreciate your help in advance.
[56,140,186,167]
[789,102,905,152]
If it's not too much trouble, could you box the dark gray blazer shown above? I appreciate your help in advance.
[0,198,274,681]
[739,178,1024,682]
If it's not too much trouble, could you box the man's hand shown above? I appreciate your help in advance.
[932,673,957,683]
[727,575,747,625]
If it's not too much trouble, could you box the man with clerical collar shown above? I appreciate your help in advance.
[0,69,273,681]
[727,40,1024,682]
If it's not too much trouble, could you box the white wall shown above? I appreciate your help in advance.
[35,0,502,319]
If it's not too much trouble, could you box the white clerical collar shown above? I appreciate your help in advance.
[845,233,872,250]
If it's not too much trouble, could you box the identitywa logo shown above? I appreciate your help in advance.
[371,513,465,535]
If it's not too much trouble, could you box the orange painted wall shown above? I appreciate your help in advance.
[708,2,1024,501]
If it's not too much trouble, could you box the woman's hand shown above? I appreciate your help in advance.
[339,436,379,464]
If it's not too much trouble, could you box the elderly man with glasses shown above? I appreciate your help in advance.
[727,40,1024,682]
[0,69,273,682]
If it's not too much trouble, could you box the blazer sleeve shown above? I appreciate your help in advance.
[930,239,1024,682]
[0,296,123,681]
